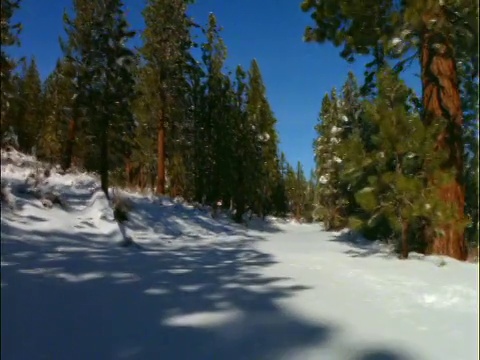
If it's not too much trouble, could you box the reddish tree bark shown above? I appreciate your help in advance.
[156,109,166,195]
[420,8,468,260]
[62,118,77,171]
[125,158,132,188]
[400,220,409,259]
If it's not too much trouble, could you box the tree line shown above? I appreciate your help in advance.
[1,0,477,260]
[1,0,313,223]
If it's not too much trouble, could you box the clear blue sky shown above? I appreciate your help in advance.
[9,0,421,175]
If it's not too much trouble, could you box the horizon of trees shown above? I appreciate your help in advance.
[1,0,478,261]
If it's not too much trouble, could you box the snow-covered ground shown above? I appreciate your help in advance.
[1,149,479,360]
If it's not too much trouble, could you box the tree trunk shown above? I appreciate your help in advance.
[295,203,301,221]
[400,220,409,259]
[156,109,166,195]
[62,118,76,171]
[125,158,132,188]
[420,9,467,260]
[100,127,109,199]
[139,167,146,191]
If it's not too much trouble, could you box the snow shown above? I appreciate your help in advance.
[1,149,479,360]
[391,38,402,46]
[331,126,342,135]
[257,132,271,142]
[358,186,375,193]
[319,175,329,184]
[400,29,412,38]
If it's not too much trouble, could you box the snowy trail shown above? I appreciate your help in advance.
[1,150,478,360]
[2,219,478,360]
[253,226,478,360]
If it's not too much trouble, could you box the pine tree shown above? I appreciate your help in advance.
[1,69,23,148]
[313,89,347,229]
[293,161,308,221]
[302,0,478,260]
[184,48,206,200]
[130,62,159,191]
[16,57,42,154]
[340,72,363,138]
[459,57,479,247]
[246,59,280,217]
[62,0,136,196]
[37,59,74,163]
[0,0,22,139]
[284,162,297,217]
[348,68,454,258]
[270,151,290,217]
[231,64,251,222]
[304,169,317,223]
[139,0,193,195]
[199,13,229,204]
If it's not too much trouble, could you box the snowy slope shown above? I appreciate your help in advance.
[1,150,479,360]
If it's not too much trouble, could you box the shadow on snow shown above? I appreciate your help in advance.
[2,213,412,360]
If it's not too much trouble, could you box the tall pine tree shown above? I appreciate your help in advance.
[62,0,136,196]
[1,0,22,141]
[139,0,193,195]
[246,59,280,217]
[302,0,478,260]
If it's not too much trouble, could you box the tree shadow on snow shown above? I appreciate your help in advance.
[328,230,396,259]
[1,218,414,360]
[353,349,413,360]
[125,196,283,241]
[1,218,320,360]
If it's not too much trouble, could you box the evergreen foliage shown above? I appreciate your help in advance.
[61,0,136,196]
[137,0,194,195]
[3,3,291,219]
[17,58,43,153]
[312,68,473,258]
[345,68,455,257]
[1,0,22,140]
[2,1,476,263]
[302,0,478,259]
[313,89,348,229]
[37,60,74,163]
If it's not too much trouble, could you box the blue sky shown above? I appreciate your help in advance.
[9,0,422,175]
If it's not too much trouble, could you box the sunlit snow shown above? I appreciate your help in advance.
[1,149,478,360]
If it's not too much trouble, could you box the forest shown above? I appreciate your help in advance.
[1,0,478,261]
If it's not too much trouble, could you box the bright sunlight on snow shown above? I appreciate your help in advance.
[1,149,479,360]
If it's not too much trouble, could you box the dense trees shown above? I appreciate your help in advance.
[138,0,193,195]
[1,1,476,260]
[37,60,74,163]
[313,66,477,259]
[302,0,478,259]
[313,89,347,229]
[61,0,136,196]
[0,0,300,222]
[1,0,22,140]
